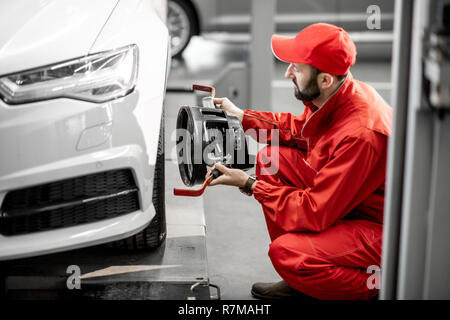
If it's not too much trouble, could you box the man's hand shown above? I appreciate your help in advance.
[206,163,248,188]
[213,97,244,122]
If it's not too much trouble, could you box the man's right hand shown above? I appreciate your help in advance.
[213,97,244,122]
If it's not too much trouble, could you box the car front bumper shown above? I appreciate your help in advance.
[0,92,162,261]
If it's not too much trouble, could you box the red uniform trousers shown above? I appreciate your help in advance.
[255,145,382,300]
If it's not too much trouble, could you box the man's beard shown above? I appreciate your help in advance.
[293,75,320,102]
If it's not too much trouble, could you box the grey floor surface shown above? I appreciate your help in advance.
[166,35,392,299]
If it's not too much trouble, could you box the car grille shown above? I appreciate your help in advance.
[0,169,140,236]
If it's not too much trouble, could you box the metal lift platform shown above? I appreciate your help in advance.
[1,235,210,300]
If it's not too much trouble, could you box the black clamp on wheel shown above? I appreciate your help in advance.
[176,84,254,187]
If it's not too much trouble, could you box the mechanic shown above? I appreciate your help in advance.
[206,23,392,300]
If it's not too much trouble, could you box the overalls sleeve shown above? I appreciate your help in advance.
[242,109,309,150]
[252,135,386,233]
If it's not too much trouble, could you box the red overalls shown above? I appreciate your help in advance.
[242,73,392,300]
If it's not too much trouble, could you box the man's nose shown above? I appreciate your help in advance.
[285,64,294,79]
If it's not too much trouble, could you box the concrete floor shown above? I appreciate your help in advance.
[166,35,392,299]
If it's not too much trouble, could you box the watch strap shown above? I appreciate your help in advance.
[239,174,257,196]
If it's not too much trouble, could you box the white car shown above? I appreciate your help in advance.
[0,0,170,260]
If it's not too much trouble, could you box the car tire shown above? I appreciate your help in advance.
[0,264,7,299]
[168,0,198,58]
[112,110,167,250]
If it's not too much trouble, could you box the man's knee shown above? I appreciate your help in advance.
[268,233,312,270]
[268,235,284,266]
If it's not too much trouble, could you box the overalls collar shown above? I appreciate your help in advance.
[301,73,353,138]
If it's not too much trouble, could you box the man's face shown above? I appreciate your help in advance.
[285,63,321,102]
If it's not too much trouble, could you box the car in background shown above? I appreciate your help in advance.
[0,0,170,260]
[168,0,394,58]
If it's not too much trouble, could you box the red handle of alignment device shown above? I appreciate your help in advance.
[173,177,212,197]
[173,169,221,197]
[192,84,215,98]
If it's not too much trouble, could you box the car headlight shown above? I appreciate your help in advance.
[0,44,138,105]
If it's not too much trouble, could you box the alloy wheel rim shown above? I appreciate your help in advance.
[167,1,191,56]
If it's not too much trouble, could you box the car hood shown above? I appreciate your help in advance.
[0,0,119,75]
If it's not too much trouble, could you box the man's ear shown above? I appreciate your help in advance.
[319,73,334,90]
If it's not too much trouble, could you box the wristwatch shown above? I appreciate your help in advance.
[239,174,257,196]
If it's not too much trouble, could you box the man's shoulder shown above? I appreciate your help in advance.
[337,80,393,137]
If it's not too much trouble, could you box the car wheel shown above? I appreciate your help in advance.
[0,264,7,299]
[112,110,167,250]
[168,0,197,58]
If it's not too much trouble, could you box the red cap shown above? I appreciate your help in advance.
[271,23,357,75]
